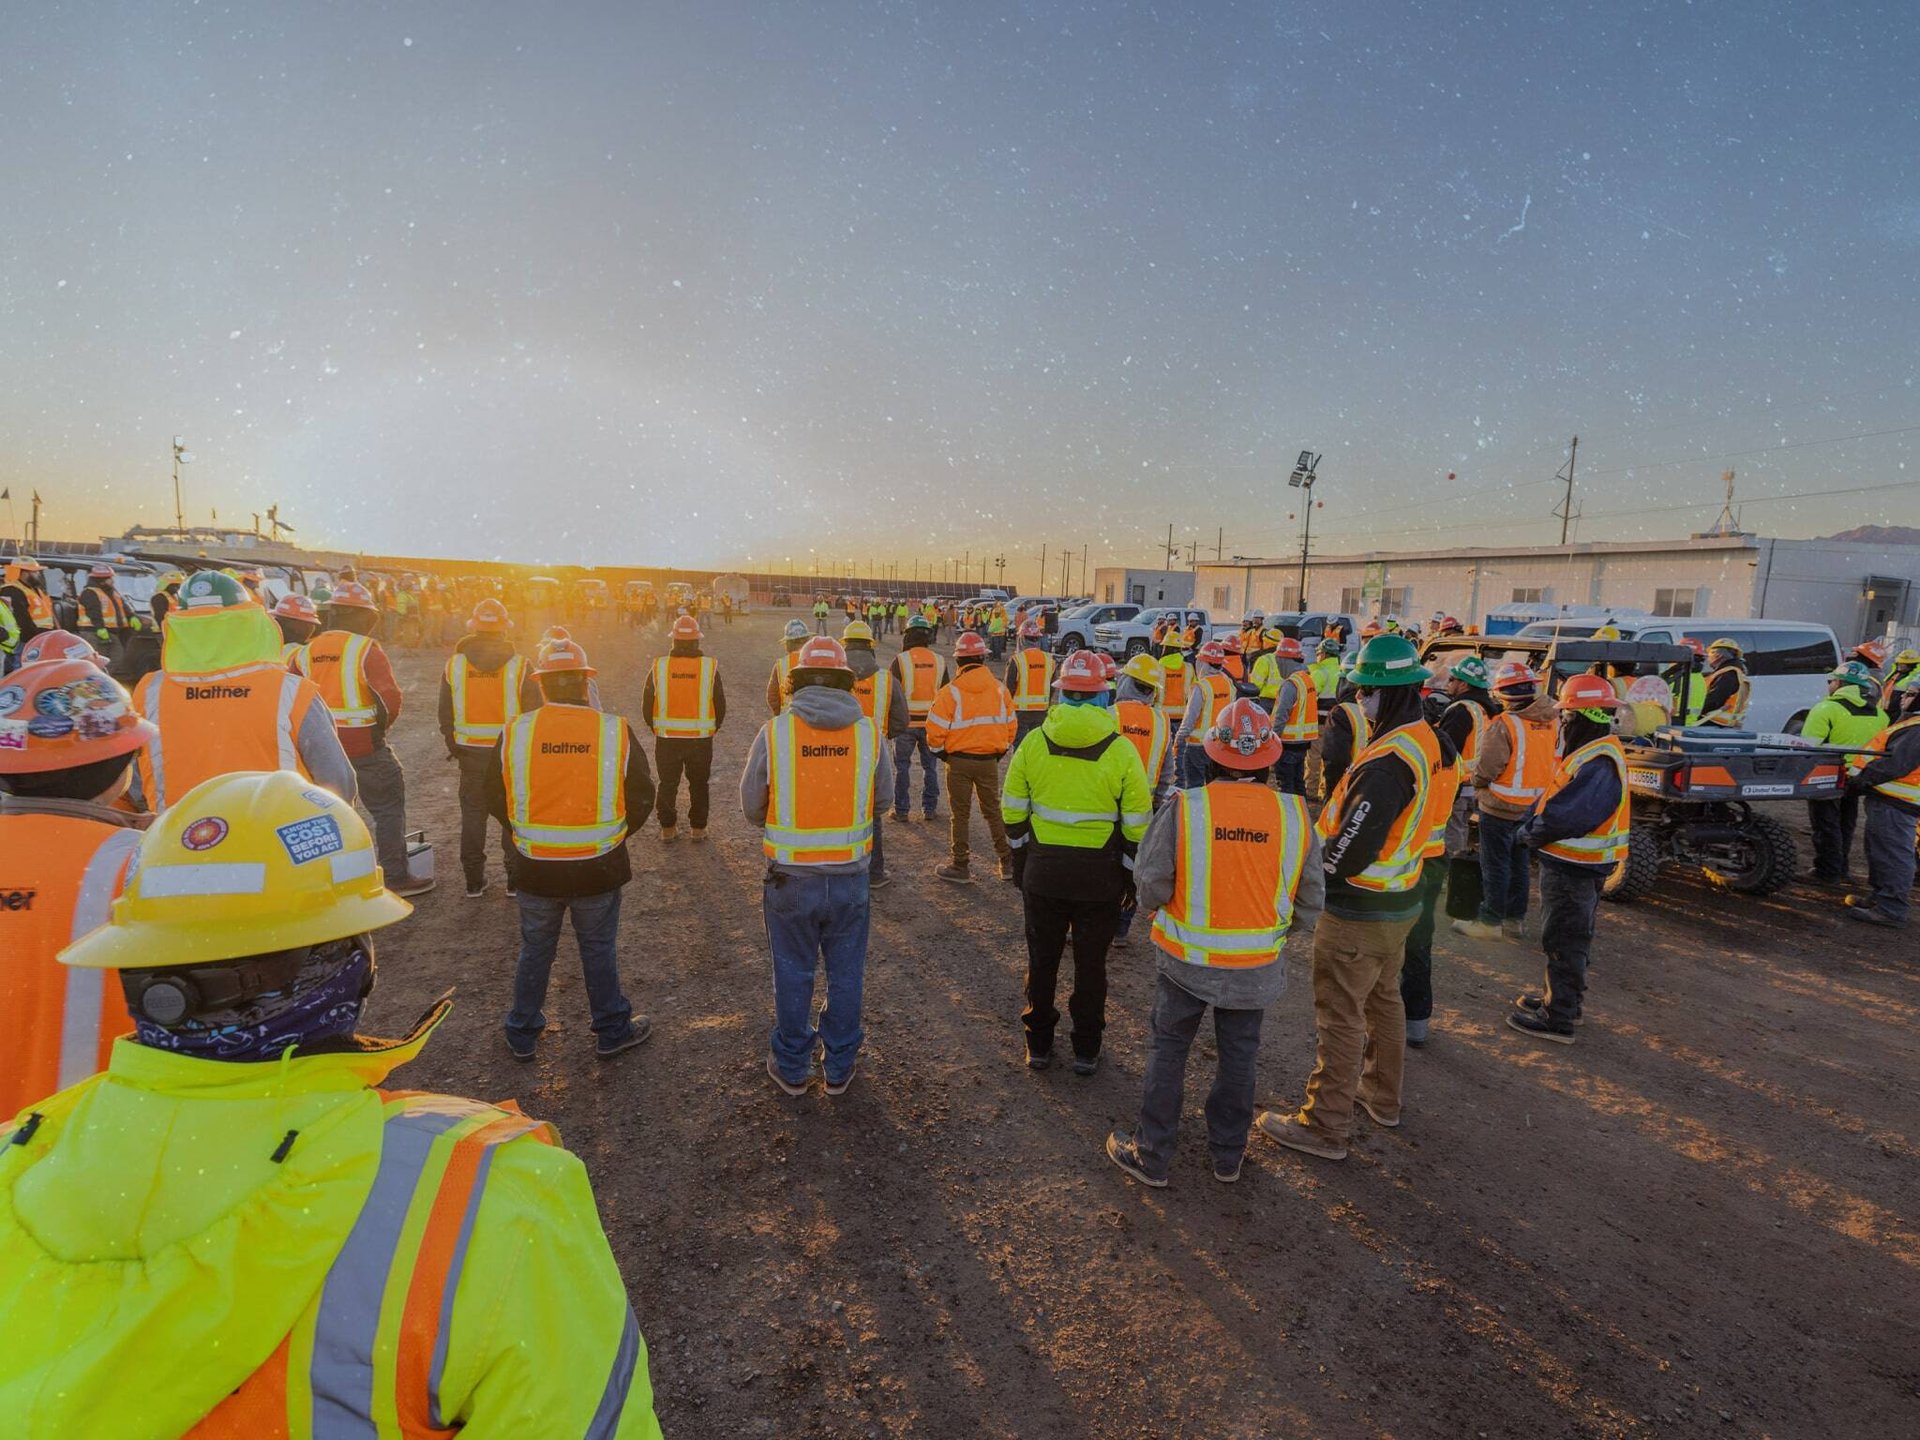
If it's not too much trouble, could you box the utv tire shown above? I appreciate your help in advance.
[1703,813,1797,896]
[1602,825,1664,902]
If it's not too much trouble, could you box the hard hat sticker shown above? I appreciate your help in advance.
[182,816,230,851]
[0,719,26,750]
[0,686,23,719]
[277,814,344,865]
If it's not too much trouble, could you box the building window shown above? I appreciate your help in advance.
[1653,587,1695,617]
[1511,587,1545,605]
[1382,586,1412,616]
[1129,584,1144,604]
[1103,582,1114,602]
[1339,586,1366,613]
[1211,585,1231,611]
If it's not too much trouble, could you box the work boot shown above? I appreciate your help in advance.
[1072,1052,1100,1077]
[997,855,1015,882]
[824,1062,858,1097]
[1404,1017,1430,1048]
[869,871,893,891]
[659,825,679,844]
[1795,869,1844,887]
[390,869,435,899]
[1501,918,1526,941]
[1451,918,1502,941]
[506,1032,537,1063]
[1515,993,1583,1026]
[688,827,707,842]
[1104,1131,1168,1188]
[1024,1038,1053,1071]
[766,1052,809,1096]
[1212,1152,1244,1184]
[596,1017,653,1059]
[464,881,486,899]
[936,863,973,885]
[1354,1094,1400,1129]
[1506,1007,1576,1044]
[1254,1111,1347,1161]
[1844,898,1902,927]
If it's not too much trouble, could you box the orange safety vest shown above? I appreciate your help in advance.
[280,642,309,674]
[770,650,805,707]
[649,655,718,739]
[1115,699,1169,787]
[1699,668,1752,728]
[1485,711,1557,807]
[307,632,381,729]
[1186,672,1234,745]
[1862,716,1920,806]
[447,653,529,749]
[1275,674,1318,744]
[501,706,629,860]
[762,712,877,864]
[1316,722,1440,893]
[135,663,322,810]
[189,1094,555,1438]
[1159,659,1189,723]
[1151,784,1312,968]
[1010,647,1055,712]
[83,584,135,632]
[852,667,893,728]
[1332,700,1370,752]
[5,581,54,627]
[0,813,140,1119]
[1420,747,1465,859]
[926,666,1016,757]
[1538,736,1632,866]
[1448,700,1489,771]
[895,648,949,729]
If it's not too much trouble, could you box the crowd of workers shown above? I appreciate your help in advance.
[3,567,1917,1434]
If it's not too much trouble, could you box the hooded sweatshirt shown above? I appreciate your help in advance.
[437,632,522,753]
[739,684,883,877]
[1472,692,1559,821]
[639,639,728,737]
[1320,686,1451,922]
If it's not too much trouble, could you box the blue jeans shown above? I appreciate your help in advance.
[893,731,942,818]
[869,809,886,881]
[1476,813,1531,924]
[1132,972,1264,1177]
[1274,746,1307,796]
[507,890,633,1044]
[764,869,872,1083]
[1863,795,1917,923]
[1014,710,1046,748]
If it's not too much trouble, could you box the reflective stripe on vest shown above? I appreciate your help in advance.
[58,827,141,1089]
[900,649,946,723]
[1116,700,1167,787]
[1276,675,1318,744]
[139,665,307,810]
[85,585,134,630]
[1185,673,1234,745]
[651,655,717,738]
[1699,670,1751,727]
[447,653,527,748]
[763,713,876,864]
[1452,702,1488,771]
[503,708,628,860]
[1308,657,1342,696]
[1486,712,1554,805]
[313,633,379,728]
[1011,649,1054,711]
[1420,751,1464,859]
[1866,716,1920,805]
[1317,724,1439,893]
[852,667,893,727]
[1151,785,1311,968]
[1540,738,1632,865]
[1334,700,1370,751]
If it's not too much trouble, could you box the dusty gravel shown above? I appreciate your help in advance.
[361,611,1918,1440]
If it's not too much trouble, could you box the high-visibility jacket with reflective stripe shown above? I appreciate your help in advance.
[281,642,310,674]
[1538,737,1631,866]
[1159,660,1189,724]
[926,666,1017,756]
[502,706,630,860]
[1308,657,1342,697]
[83,584,135,632]
[1010,648,1055,711]
[1448,701,1488,772]
[1152,783,1312,968]
[763,713,877,864]
[308,632,380,728]
[133,663,320,810]
[1420,748,1465,859]
[1333,700,1370,751]
[1001,715,1153,852]
[1670,671,1707,723]
[649,655,717,738]
[1485,711,1556,806]
[1115,700,1169,790]
[447,653,529,748]
[0,814,139,1120]
[1316,722,1440,893]
[852,667,893,728]
[1864,716,1920,805]
[1248,652,1283,700]
[1700,668,1751,727]
[893,648,950,727]
[1273,674,1318,744]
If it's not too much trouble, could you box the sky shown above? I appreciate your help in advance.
[3,0,1917,585]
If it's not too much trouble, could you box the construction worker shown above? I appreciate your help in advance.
[1246,625,1289,698]
[1698,638,1751,727]
[986,601,1010,659]
[530,623,603,710]
[1,770,661,1435]
[0,660,154,1118]
[1798,661,1888,886]
[1263,637,1317,795]
[1178,640,1237,788]
[1002,649,1152,1075]
[1455,661,1556,942]
[643,614,726,842]
[1150,612,1176,656]
[1673,637,1709,722]
[438,598,530,897]
[1305,636,1346,797]
[1882,648,1920,713]
[272,592,321,670]
[131,570,354,814]
[1846,637,1888,675]
[78,564,142,672]
[1158,647,1190,732]
[812,594,831,634]
[889,616,950,822]
[926,631,1017,884]
[489,639,655,1059]
[1005,616,1056,748]
[1402,655,1494,1047]
[1109,653,1176,951]
[1240,610,1270,659]
[1105,700,1324,1187]
[768,617,813,711]
[844,619,907,889]
[741,637,882,1095]
[309,581,430,895]
[1841,698,1920,928]
[1895,668,1920,724]
[17,627,109,670]
[1256,633,1445,1162]
[0,559,56,672]
[1504,675,1630,1041]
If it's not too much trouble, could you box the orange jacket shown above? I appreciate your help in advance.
[925,663,1017,757]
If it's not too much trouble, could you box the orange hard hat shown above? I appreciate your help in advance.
[0,659,156,774]
[534,639,596,676]
[1490,661,1538,692]
[467,599,510,634]
[543,625,571,642]
[1218,632,1243,654]
[793,636,852,674]
[1057,649,1107,694]
[1682,637,1707,657]
[1851,639,1888,667]
[272,594,320,625]
[1272,637,1305,661]
[1197,641,1228,667]
[1556,675,1623,712]
[954,632,989,660]
[670,615,702,642]
[87,564,116,581]
[17,629,109,670]
[1204,697,1283,770]
[328,581,377,611]
[1096,651,1118,681]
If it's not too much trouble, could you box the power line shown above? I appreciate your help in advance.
[1578,423,1920,478]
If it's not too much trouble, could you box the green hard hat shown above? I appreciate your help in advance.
[1317,637,1342,656]
[1449,655,1491,688]
[1349,633,1431,688]
[1830,661,1878,688]
[176,569,251,611]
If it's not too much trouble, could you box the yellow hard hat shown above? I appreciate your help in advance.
[1708,636,1743,657]
[843,620,874,644]
[1122,653,1165,692]
[1592,624,1621,641]
[61,770,412,971]
[1895,648,1920,667]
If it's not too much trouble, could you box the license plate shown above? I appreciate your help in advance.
[1627,770,1662,791]
[1740,783,1794,798]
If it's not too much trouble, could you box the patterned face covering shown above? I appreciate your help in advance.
[130,942,375,1061]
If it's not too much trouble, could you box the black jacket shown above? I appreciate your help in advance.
[639,642,728,737]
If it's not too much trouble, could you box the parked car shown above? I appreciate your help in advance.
[1093,606,1212,657]
[1261,610,1363,652]
[1053,601,1141,653]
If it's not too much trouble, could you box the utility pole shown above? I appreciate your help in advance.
[171,436,193,534]
[1553,435,1579,545]
[1038,543,1047,595]
[1165,523,1177,570]
[1215,528,1223,562]
[1080,545,1088,598]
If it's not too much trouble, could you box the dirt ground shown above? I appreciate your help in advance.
[363,611,1918,1440]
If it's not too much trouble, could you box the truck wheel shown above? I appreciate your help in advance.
[1702,813,1797,895]
[1602,825,1663,902]
[1124,638,1148,658]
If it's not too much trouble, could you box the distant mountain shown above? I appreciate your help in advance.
[1820,524,1920,546]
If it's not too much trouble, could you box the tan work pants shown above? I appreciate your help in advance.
[945,753,1012,870]
[1298,912,1418,1142]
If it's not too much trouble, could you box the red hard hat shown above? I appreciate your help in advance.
[1557,675,1623,711]
[328,581,377,611]
[1490,661,1538,692]
[793,636,852,674]
[273,594,320,625]
[1096,652,1118,681]
[1057,649,1107,694]
[0,659,156,774]
[1197,641,1228,667]
[1439,616,1461,630]
[534,640,596,676]
[543,625,571,642]
[954,632,989,660]
[1204,697,1283,770]
[467,599,510,634]
[1020,617,1042,638]
[1682,637,1707,657]
[87,564,115,581]
[1272,637,1305,661]
[670,615,702,642]
[1218,632,1243,654]
[17,629,108,670]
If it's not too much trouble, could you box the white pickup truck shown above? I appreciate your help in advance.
[1092,606,1216,657]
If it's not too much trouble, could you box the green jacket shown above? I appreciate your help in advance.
[1002,702,1152,853]
[0,1006,660,1438]
[1802,685,1887,751]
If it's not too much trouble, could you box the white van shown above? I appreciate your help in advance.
[1521,618,1839,734]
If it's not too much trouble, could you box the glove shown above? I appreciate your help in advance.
[95,629,111,643]
[1119,879,1138,912]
